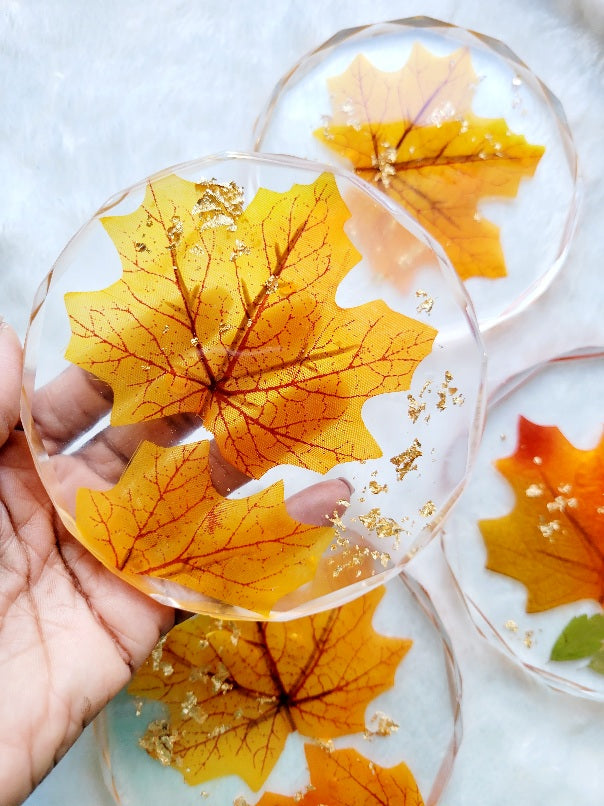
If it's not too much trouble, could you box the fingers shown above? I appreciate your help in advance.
[32,365,113,454]
[0,323,23,449]
[285,477,352,526]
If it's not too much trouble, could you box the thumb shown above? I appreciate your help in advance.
[0,321,23,448]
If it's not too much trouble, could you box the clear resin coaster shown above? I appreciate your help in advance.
[254,17,579,329]
[95,573,462,805]
[21,152,485,620]
[444,350,604,698]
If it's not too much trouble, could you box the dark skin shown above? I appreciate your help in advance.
[0,323,350,805]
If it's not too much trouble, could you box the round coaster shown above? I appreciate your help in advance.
[21,151,485,619]
[254,17,579,329]
[444,349,604,698]
[96,573,462,805]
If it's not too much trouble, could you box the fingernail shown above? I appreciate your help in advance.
[337,476,355,495]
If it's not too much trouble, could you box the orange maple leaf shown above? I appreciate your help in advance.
[480,416,604,612]
[75,439,334,614]
[128,586,411,790]
[256,743,424,806]
[315,45,545,281]
[64,172,436,478]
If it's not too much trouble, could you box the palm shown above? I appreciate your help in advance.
[0,326,173,805]
[0,324,350,805]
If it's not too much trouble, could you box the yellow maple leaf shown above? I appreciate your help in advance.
[256,743,424,806]
[315,45,545,281]
[64,172,436,479]
[128,586,411,790]
[75,439,333,614]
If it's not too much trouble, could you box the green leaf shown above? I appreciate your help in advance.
[550,613,604,661]
[588,648,604,676]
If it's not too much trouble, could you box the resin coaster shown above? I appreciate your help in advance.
[21,152,485,620]
[254,17,579,329]
[444,350,604,698]
[95,573,462,806]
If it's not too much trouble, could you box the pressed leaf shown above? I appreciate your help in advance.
[480,416,604,612]
[550,613,604,661]
[75,439,333,614]
[256,743,424,806]
[128,586,411,790]
[315,45,545,281]
[64,172,436,478]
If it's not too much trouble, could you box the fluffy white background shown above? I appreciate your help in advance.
[2,0,603,804]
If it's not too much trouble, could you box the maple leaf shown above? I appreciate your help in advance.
[64,172,436,478]
[480,416,604,612]
[128,586,411,790]
[256,743,424,806]
[75,439,333,614]
[315,45,545,281]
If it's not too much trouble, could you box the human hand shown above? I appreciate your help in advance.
[0,322,350,805]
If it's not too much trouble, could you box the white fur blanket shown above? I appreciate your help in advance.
[3,1,603,805]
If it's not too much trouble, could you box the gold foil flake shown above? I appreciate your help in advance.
[256,695,278,713]
[336,499,350,508]
[539,519,561,540]
[193,179,244,231]
[167,216,184,246]
[558,483,573,495]
[190,336,199,346]
[161,662,174,677]
[227,621,241,646]
[162,324,170,335]
[371,144,397,187]
[230,239,251,261]
[145,214,153,227]
[189,665,211,683]
[139,719,178,766]
[415,289,434,315]
[390,438,422,481]
[294,786,317,803]
[180,691,208,725]
[327,509,347,532]
[151,635,167,671]
[233,796,251,806]
[133,697,144,717]
[218,321,233,335]
[407,393,426,423]
[525,483,545,498]
[365,711,400,738]
[315,738,335,753]
[141,364,151,372]
[211,664,232,694]
[524,630,535,649]
[419,500,436,518]
[134,241,148,252]
[265,275,279,294]
[436,370,461,411]
[504,619,519,633]
[369,480,388,494]
[358,508,402,541]
[533,456,543,465]
[198,637,210,649]
[547,496,569,513]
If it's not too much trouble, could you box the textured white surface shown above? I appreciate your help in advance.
[2,0,603,804]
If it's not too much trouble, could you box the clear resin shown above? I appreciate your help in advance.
[21,152,485,619]
[254,18,579,329]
